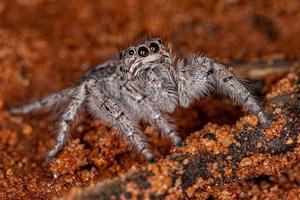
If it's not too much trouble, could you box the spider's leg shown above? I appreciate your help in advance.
[86,79,155,162]
[122,82,183,147]
[177,55,270,126]
[146,109,183,147]
[45,83,86,161]
[7,87,76,115]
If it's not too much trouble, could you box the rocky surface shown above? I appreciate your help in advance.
[0,0,299,199]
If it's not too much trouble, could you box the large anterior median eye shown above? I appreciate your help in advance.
[149,42,160,53]
[138,46,149,57]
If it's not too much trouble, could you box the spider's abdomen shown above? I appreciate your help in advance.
[82,61,117,81]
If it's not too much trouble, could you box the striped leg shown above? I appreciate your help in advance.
[8,87,75,115]
[45,83,86,161]
[152,114,183,147]
[211,61,269,126]
[142,104,183,147]
[177,55,270,126]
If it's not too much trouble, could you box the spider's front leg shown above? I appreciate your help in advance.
[177,54,270,126]
[86,79,155,162]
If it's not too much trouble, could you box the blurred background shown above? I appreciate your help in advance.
[0,0,299,105]
[0,0,299,199]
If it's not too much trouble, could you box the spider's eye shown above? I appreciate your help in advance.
[138,46,149,57]
[157,38,162,44]
[149,42,160,53]
[128,49,135,56]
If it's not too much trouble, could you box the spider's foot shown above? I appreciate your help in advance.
[258,111,271,128]
[173,136,184,147]
[261,118,271,128]
[45,152,57,162]
[147,156,156,163]
[175,141,184,147]
[7,107,22,115]
[170,134,184,148]
[44,145,63,162]
[142,149,156,163]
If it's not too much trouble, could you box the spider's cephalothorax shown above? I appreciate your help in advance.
[118,38,178,113]
[8,38,270,162]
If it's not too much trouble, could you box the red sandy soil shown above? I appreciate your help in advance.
[0,0,299,199]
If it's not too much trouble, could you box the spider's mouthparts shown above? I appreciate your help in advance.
[142,55,162,64]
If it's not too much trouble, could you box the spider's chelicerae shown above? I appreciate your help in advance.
[8,38,269,162]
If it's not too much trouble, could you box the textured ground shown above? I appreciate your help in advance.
[0,0,299,199]
[68,67,300,199]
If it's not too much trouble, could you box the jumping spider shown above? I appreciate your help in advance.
[8,38,269,162]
